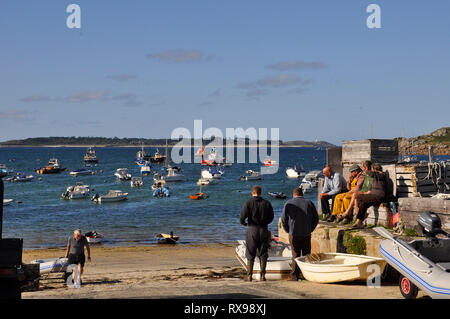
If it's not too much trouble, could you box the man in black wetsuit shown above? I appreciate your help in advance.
[240,186,274,282]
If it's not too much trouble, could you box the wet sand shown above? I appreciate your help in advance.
[21,243,422,299]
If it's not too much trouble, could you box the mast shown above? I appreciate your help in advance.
[164,139,169,168]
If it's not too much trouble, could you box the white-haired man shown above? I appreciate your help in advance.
[64,229,91,286]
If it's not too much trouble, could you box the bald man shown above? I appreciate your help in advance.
[318,166,347,222]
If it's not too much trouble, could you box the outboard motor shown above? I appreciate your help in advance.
[417,211,450,238]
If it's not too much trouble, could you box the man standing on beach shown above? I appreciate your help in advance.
[65,229,91,286]
[240,186,274,282]
[281,187,319,281]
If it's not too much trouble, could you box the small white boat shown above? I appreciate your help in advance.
[6,173,34,182]
[295,253,386,284]
[85,230,104,244]
[92,190,128,203]
[235,240,292,281]
[197,178,219,186]
[201,167,223,179]
[239,170,263,181]
[114,168,131,181]
[130,176,144,187]
[62,183,91,200]
[31,258,69,274]
[70,168,94,177]
[301,170,323,187]
[3,199,14,206]
[162,167,185,182]
[286,165,306,178]
[300,181,314,193]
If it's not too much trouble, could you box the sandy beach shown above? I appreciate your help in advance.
[21,243,422,300]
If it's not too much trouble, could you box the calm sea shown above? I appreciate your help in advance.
[1,147,446,249]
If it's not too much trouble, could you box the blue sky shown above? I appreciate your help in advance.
[0,1,449,145]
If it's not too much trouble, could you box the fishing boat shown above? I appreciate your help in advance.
[149,148,166,164]
[235,240,292,280]
[85,230,104,244]
[70,168,94,177]
[295,253,386,284]
[155,232,179,244]
[114,168,131,181]
[61,183,91,200]
[35,158,66,174]
[197,178,219,186]
[31,258,69,274]
[92,190,128,203]
[201,167,223,179]
[286,165,306,178]
[3,199,14,206]
[6,173,34,183]
[239,170,263,181]
[268,192,287,199]
[140,162,152,176]
[130,176,144,187]
[135,144,152,164]
[83,147,98,164]
[374,212,450,299]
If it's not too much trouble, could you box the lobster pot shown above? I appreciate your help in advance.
[395,163,450,198]
[342,139,398,165]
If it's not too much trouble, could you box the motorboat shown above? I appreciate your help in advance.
[201,167,223,179]
[62,183,91,199]
[155,232,179,244]
[197,178,219,186]
[268,192,287,199]
[135,144,152,164]
[3,199,14,206]
[374,211,450,299]
[6,173,34,182]
[92,190,128,203]
[70,168,94,177]
[130,176,144,187]
[0,164,13,178]
[153,186,170,197]
[201,147,224,166]
[31,258,69,274]
[295,253,386,284]
[239,170,263,181]
[114,168,131,181]
[35,158,66,174]
[235,239,292,281]
[286,165,306,178]
[300,181,313,193]
[85,230,104,244]
[301,170,323,188]
[84,147,98,164]
[151,180,166,191]
[162,167,185,182]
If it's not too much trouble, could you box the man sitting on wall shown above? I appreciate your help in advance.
[318,165,347,222]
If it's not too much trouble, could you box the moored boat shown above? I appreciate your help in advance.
[189,192,207,200]
[3,199,14,206]
[70,168,94,177]
[239,170,263,181]
[85,230,104,244]
[84,147,98,164]
[295,253,386,284]
[268,192,287,199]
[35,158,66,174]
[286,165,306,178]
[197,178,219,186]
[6,173,34,182]
[92,190,128,203]
[61,183,91,199]
[155,232,179,244]
[153,186,170,197]
[114,168,131,181]
[130,176,144,187]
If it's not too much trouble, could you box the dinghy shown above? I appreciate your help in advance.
[239,170,263,181]
[155,232,179,244]
[3,199,14,206]
[295,253,386,284]
[189,192,207,200]
[85,230,104,244]
[374,211,450,299]
[235,240,292,280]
[153,186,170,197]
[31,258,70,274]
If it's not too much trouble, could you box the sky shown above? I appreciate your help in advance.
[0,0,449,145]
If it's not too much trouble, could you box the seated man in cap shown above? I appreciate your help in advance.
[331,164,363,222]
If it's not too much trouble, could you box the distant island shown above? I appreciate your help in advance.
[0,136,336,149]
[396,127,450,155]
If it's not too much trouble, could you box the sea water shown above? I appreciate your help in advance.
[2,147,442,249]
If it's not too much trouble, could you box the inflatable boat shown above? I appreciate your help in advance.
[235,240,292,281]
[31,258,70,274]
[374,211,450,299]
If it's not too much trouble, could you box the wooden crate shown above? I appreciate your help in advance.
[342,139,398,165]
[395,163,450,198]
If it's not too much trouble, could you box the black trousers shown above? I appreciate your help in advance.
[245,225,271,262]
[289,234,311,280]
[320,194,337,215]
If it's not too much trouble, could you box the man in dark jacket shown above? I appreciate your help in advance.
[281,187,319,281]
[240,186,274,282]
